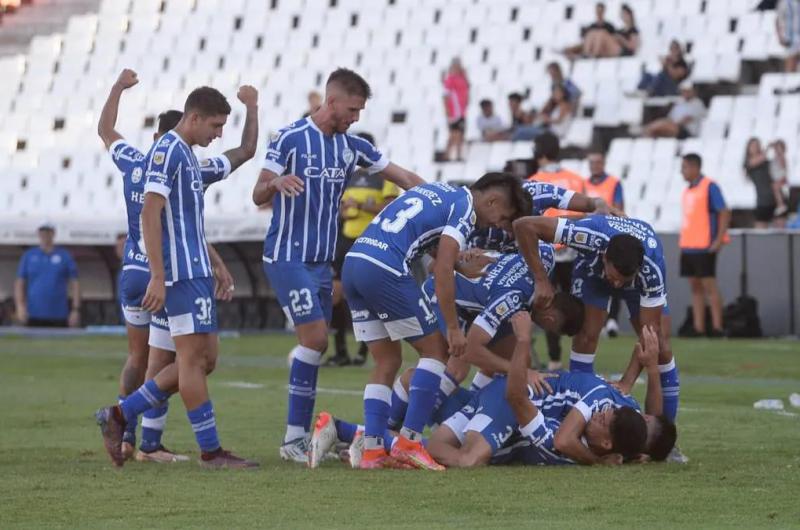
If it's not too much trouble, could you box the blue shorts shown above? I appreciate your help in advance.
[148,308,175,351]
[119,266,151,327]
[164,277,217,336]
[431,387,474,426]
[571,259,669,319]
[263,260,332,326]
[342,255,439,342]
[441,377,517,453]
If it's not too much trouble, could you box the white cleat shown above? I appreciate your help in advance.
[605,318,619,338]
[309,412,338,469]
[348,431,364,469]
[666,446,689,464]
[279,436,310,464]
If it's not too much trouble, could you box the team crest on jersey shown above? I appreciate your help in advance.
[51,254,62,264]
[647,237,658,249]
[131,167,143,183]
[342,148,355,165]
[153,152,165,165]
[575,232,588,244]
[495,301,510,316]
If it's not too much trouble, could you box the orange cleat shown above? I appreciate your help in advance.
[390,437,445,471]
[359,447,413,470]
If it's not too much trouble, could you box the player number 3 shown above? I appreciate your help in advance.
[378,197,424,233]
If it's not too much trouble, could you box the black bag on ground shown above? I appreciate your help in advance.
[723,295,762,338]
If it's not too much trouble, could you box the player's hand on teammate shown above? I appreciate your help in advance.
[510,311,533,340]
[142,278,166,313]
[237,85,259,107]
[213,263,235,302]
[115,69,139,90]
[599,453,623,466]
[527,370,554,395]
[634,325,659,369]
[271,174,304,197]
[593,198,625,217]
[447,326,468,357]
[533,279,555,310]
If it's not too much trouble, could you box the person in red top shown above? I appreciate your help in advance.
[585,151,625,337]
[443,58,469,161]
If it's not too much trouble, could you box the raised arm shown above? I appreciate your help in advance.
[637,326,663,416]
[463,325,512,375]
[512,216,558,308]
[97,69,139,149]
[222,86,259,172]
[379,162,425,191]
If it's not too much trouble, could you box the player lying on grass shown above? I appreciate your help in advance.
[341,173,530,470]
[95,82,260,469]
[96,69,253,463]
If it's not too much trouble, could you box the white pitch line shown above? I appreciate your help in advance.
[221,381,362,396]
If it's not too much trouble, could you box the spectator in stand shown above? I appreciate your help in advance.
[743,138,789,228]
[443,58,470,160]
[581,4,640,58]
[768,139,791,227]
[14,223,81,327]
[638,40,690,97]
[476,99,506,141]
[679,154,730,338]
[506,92,539,141]
[563,2,616,59]
[584,151,625,338]
[546,62,582,106]
[776,0,800,72]
[302,90,322,118]
[644,81,705,138]
[534,84,574,139]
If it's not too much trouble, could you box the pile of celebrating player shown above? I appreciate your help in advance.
[94,67,681,470]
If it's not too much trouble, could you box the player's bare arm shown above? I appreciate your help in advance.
[97,69,139,149]
[379,162,425,191]
[505,312,541,425]
[637,326,664,416]
[222,85,259,171]
[207,244,234,302]
[567,193,624,217]
[553,408,606,465]
[434,235,467,357]
[252,169,304,206]
[512,216,558,309]
[140,193,167,313]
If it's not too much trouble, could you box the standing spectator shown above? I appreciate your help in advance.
[14,223,80,327]
[776,0,800,72]
[644,82,705,138]
[328,132,401,366]
[679,154,730,338]
[302,90,322,118]
[476,99,506,141]
[638,40,690,96]
[743,138,789,228]
[546,62,582,106]
[768,139,791,226]
[584,151,625,337]
[443,58,469,161]
[563,2,616,59]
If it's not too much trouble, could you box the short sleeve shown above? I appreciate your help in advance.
[144,138,181,198]
[472,290,526,338]
[64,251,78,279]
[263,128,297,175]
[574,384,612,422]
[519,414,560,451]
[708,182,726,212]
[524,181,574,215]
[440,194,476,250]
[351,135,389,175]
[199,155,232,187]
[109,139,145,174]
[381,180,400,200]
[553,216,605,252]
[16,252,29,279]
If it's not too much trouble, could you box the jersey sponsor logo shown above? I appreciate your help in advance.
[153,152,165,165]
[130,191,145,204]
[354,236,388,251]
[190,179,203,192]
[300,153,318,163]
[647,237,658,249]
[350,309,370,321]
[342,148,355,165]
[266,148,280,159]
[131,167,143,184]
[303,166,345,181]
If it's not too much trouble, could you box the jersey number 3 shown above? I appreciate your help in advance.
[379,197,424,233]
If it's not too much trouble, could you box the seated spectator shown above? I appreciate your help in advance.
[644,82,705,138]
[768,139,791,226]
[563,2,616,59]
[582,4,640,58]
[476,99,506,141]
[534,85,574,139]
[776,0,800,72]
[637,40,690,97]
[546,62,582,107]
[505,92,539,141]
[744,138,789,228]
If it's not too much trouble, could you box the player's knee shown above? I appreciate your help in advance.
[300,334,328,354]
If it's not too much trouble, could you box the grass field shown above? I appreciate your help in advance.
[1,333,799,529]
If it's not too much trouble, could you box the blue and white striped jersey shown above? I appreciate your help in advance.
[262,117,389,263]
[143,131,231,285]
[555,215,667,307]
[468,181,574,251]
[530,371,641,423]
[348,182,476,276]
[109,139,149,271]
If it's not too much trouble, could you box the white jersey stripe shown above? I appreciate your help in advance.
[175,160,194,281]
[302,130,312,262]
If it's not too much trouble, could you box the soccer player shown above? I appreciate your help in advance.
[512,213,683,461]
[96,85,259,468]
[251,68,424,463]
[342,173,528,470]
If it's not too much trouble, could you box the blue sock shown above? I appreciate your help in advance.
[119,395,137,445]
[570,351,595,373]
[401,358,446,439]
[388,378,408,430]
[140,401,169,453]
[286,346,321,442]
[187,400,220,453]
[333,418,360,444]
[659,359,680,422]
[434,372,459,412]
[363,384,391,449]
[120,379,170,425]
[384,429,396,450]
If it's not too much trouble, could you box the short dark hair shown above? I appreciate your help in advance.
[356,131,375,146]
[553,292,585,336]
[471,172,530,220]
[546,61,562,73]
[479,99,493,108]
[157,110,183,134]
[611,407,648,459]
[606,234,644,277]
[508,92,523,102]
[184,87,231,117]
[682,153,702,168]
[327,68,372,99]
[647,415,677,462]
[534,132,560,161]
